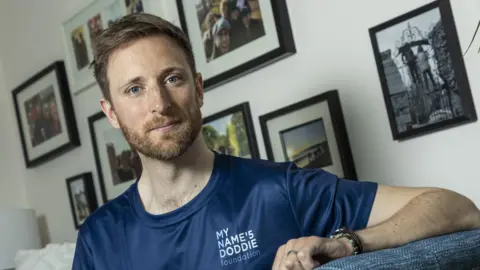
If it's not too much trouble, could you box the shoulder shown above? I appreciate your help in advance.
[223,154,335,180]
[221,154,292,176]
[219,154,339,190]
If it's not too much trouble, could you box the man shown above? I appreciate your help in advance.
[73,13,480,270]
[237,4,265,46]
[210,17,232,61]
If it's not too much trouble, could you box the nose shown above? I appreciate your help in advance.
[147,84,171,114]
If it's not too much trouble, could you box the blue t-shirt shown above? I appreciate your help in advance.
[72,153,377,269]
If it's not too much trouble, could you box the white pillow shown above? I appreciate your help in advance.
[15,243,76,270]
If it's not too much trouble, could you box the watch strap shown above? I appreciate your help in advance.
[329,227,363,255]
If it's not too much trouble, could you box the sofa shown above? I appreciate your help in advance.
[14,229,480,269]
[317,229,480,269]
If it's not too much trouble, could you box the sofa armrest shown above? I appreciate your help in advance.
[316,229,480,269]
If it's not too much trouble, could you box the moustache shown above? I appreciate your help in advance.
[144,116,181,132]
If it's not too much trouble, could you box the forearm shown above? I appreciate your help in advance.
[356,188,480,252]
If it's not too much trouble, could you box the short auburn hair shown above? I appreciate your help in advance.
[90,13,197,101]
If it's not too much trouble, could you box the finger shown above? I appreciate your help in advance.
[297,251,320,270]
[284,257,305,270]
[283,239,296,255]
[272,244,285,270]
[278,239,297,269]
[283,240,305,270]
[297,237,323,269]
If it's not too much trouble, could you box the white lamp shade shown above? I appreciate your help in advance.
[0,208,41,269]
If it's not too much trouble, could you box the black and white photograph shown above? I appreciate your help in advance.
[89,111,142,203]
[259,90,357,180]
[12,61,80,168]
[369,0,477,140]
[279,118,333,169]
[66,172,98,229]
[176,0,295,90]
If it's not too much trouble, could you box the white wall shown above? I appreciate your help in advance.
[0,57,29,208]
[0,0,479,243]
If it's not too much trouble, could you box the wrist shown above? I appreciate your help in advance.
[330,227,364,255]
[337,237,355,256]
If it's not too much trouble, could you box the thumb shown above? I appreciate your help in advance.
[317,238,353,259]
[296,237,328,268]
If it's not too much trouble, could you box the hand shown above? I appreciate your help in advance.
[272,236,354,270]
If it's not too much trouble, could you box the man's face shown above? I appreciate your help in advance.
[221,3,229,18]
[242,13,251,28]
[231,10,240,20]
[101,35,204,161]
[214,29,230,54]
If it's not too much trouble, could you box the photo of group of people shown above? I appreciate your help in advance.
[196,0,266,61]
[103,128,142,185]
[24,86,62,147]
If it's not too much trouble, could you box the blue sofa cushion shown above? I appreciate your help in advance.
[316,229,480,269]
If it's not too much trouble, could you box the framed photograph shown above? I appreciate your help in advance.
[66,172,99,229]
[369,0,477,141]
[259,90,357,180]
[202,102,260,159]
[62,0,127,95]
[88,111,142,203]
[11,61,80,168]
[176,0,296,91]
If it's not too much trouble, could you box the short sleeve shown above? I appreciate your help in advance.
[285,163,378,237]
[72,225,94,270]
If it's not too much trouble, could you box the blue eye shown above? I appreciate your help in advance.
[166,75,182,84]
[129,86,141,94]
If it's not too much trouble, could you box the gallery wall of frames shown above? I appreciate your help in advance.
[9,0,477,229]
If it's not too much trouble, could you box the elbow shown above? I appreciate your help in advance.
[448,189,480,230]
[465,204,480,230]
[432,188,480,230]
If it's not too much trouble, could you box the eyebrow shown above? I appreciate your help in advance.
[117,66,187,91]
[118,76,144,92]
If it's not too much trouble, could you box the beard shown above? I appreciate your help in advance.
[118,104,202,161]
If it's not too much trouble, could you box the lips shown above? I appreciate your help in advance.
[148,119,179,132]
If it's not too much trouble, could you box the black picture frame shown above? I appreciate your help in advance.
[12,61,80,168]
[203,102,260,159]
[88,111,142,203]
[259,90,357,180]
[66,172,98,229]
[88,111,110,204]
[176,0,296,91]
[369,0,477,141]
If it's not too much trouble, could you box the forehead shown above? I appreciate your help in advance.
[218,28,229,35]
[106,35,189,82]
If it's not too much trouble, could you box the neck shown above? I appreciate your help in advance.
[137,134,215,215]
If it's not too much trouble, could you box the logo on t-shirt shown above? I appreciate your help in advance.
[216,228,260,266]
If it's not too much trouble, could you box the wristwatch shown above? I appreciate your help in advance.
[329,227,363,255]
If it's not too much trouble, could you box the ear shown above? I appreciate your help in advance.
[194,72,205,108]
[100,98,120,129]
